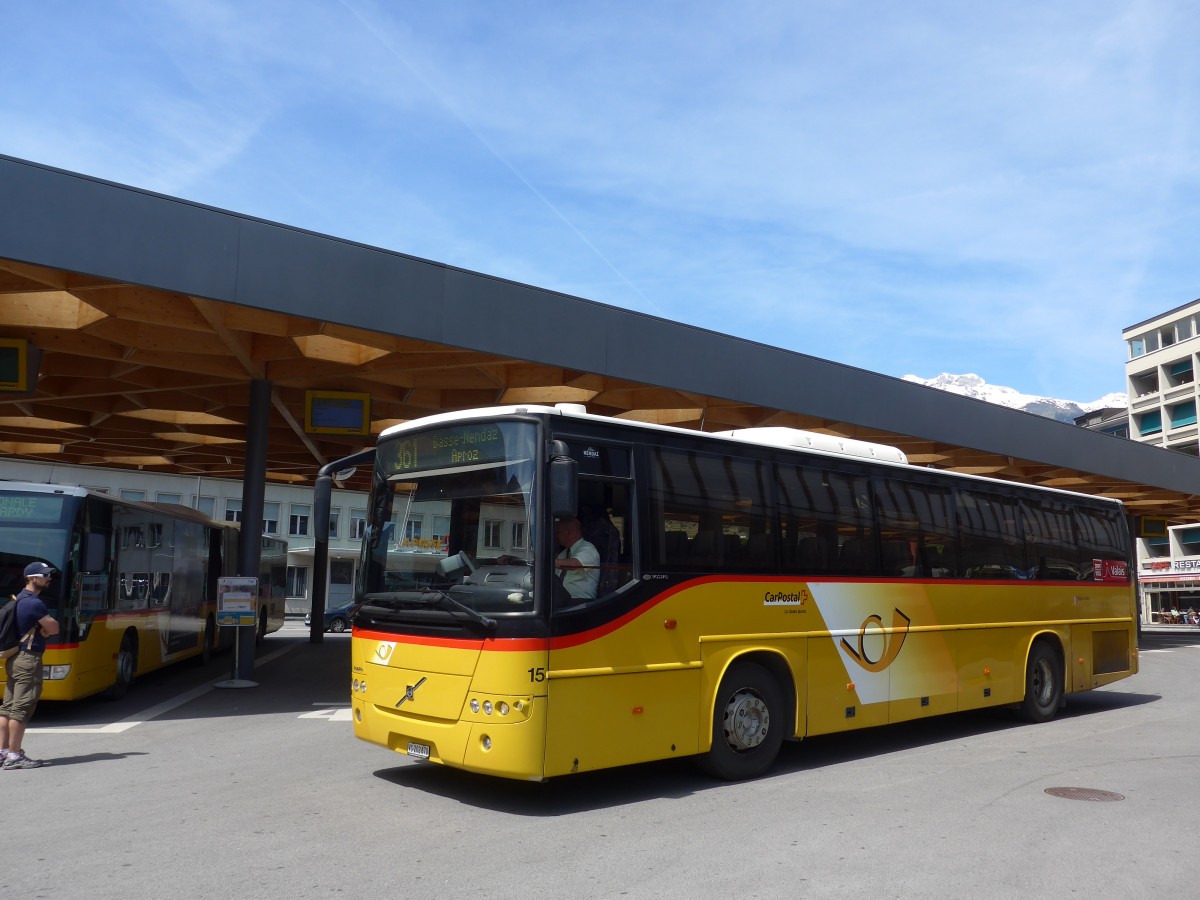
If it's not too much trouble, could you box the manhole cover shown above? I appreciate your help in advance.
[1044,787,1125,802]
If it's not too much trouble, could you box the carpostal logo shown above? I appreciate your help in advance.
[764,588,809,607]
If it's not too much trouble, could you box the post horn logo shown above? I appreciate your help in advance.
[841,608,911,673]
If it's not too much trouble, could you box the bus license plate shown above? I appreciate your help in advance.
[407,742,431,760]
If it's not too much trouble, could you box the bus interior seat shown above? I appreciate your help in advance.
[664,530,689,565]
[745,532,771,567]
[880,540,914,576]
[722,532,743,563]
[789,534,829,573]
[838,538,877,575]
[689,530,717,564]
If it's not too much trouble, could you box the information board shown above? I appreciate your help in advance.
[217,576,258,627]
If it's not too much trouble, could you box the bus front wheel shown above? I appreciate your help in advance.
[698,660,785,780]
[1018,639,1063,723]
[199,615,216,665]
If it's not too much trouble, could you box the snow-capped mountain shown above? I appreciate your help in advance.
[902,373,1127,424]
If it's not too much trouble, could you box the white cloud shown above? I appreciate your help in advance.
[2,0,1198,400]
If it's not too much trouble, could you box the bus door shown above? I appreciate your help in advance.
[163,520,207,657]
[544,445,694,776]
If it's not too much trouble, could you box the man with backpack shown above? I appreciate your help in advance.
[0,561,60,770]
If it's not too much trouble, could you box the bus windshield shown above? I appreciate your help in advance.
[360,420,539,619]
[0,490,74,614]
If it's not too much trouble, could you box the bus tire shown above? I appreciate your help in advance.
[697,660,785,780]
[256,608,268,645]
[199,614,216,665]
[106,631,138,700]
[1017,639,1063,723]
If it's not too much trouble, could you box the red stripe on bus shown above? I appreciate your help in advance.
[354,573,1131,652]
[352,628,548,652]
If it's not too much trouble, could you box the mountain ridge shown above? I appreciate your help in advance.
[902,373,1127,424]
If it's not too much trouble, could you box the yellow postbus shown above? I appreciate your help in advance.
[344,405,1137,781]
[0,483,286,700]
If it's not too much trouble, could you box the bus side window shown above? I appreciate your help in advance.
[578,479,633,597]
[648,448,770,572]
[776,463,872,576]
[957,490,1024,579]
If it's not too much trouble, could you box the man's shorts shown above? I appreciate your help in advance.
[1,652,45,724]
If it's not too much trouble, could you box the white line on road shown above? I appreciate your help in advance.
[30,642,300,734]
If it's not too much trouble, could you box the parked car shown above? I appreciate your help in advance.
[304,600,358,633]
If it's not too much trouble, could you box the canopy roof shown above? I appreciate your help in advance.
[2,154,1197,518]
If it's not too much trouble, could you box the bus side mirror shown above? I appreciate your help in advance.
[549,455,578,519]
[83,533,108,572]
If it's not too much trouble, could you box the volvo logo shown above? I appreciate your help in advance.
[395,676,427,707]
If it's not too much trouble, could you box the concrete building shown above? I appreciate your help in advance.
[1124,300,1200,622]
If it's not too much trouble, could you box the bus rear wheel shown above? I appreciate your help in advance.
[1017,639,1063,723]
[199,614,217,665]
[106,632,138,700]
[698,660,785,780]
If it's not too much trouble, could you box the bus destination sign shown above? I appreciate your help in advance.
[0,494,65,524]
[386,425,506,474]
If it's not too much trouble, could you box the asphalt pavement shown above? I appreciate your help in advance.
[3,621,1196,899]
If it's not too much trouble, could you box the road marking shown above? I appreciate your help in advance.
[300,707,353,722]
[30,642,299,735]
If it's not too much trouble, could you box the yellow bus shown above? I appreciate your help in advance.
[0,483,286,700]
[345,405,1137,781]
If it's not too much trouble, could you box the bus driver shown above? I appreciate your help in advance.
[554,517,600,601]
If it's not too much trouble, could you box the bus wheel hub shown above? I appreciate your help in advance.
[723,690,769,751]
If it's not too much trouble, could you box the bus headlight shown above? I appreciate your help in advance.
[43,665,71,680]
[483,700,493,715]
[497,701,510,716]
[470,699,480,713]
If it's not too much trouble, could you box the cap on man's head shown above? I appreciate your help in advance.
[24,561,55,579]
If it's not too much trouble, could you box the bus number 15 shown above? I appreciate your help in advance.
[527,667,546,683]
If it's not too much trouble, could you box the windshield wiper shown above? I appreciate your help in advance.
[362,589,496,631]
[422,588,497,631]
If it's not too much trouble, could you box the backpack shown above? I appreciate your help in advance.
[0,596,35,661]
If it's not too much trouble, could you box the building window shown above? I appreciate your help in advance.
[1138,410,1164,437]
[289,504,311,537]
[225,498,242,523]
[432,515,450,550]
[262,502,280,535]
[1169,401,1197,429]
[1168,360,1195,388]
[328,507,341,539]
[483,520,503,549]
[287,566,309,598]
[120,489,147,502]
[1130,370,1159,397]
[156,492,182,505]
[193,496,216,518]
[351,508,367,540]
[511,521,526,549]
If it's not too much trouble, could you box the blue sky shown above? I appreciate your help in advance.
[4,1,1197,403]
